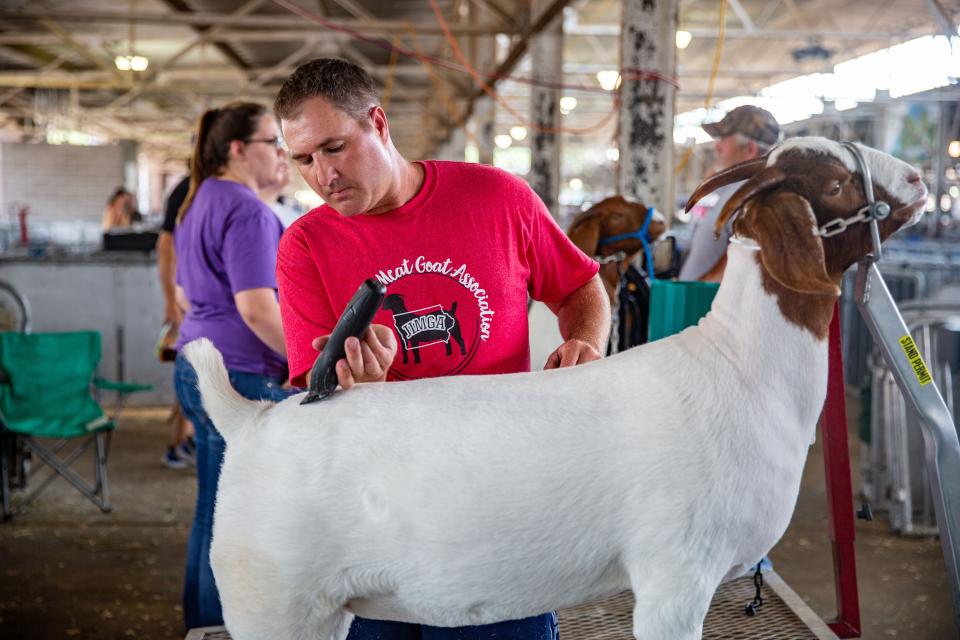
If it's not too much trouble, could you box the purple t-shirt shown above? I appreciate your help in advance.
[174,178,287,377]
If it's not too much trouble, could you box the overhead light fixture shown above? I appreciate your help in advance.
[510,126,527,141]
[559,96,577,115]
[676,30,692,49]
[494,134,513,149]
[596,70,620,91]
[606,147,620,162]
[949,140,960,158]
[569,178,583,191]
[115,55,148,71]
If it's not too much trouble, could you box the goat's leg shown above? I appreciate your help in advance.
[628,572,712,640]
[294,602,353,640]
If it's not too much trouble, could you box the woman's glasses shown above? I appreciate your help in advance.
[245,136,286,151]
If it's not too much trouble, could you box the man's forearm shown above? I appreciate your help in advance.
[549,275,611,353]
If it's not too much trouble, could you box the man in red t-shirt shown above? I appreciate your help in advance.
[273,58,609,640]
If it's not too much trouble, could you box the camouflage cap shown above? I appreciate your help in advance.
[702,105,781,146]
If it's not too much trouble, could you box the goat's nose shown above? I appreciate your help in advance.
[907,171,922,184]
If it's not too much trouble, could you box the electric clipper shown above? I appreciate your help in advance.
[300,278,387,405]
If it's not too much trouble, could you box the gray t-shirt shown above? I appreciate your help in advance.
[678,180,744,281]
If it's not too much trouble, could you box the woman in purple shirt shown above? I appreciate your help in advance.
[172,102,290,630]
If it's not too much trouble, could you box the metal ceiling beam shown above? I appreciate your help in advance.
[566,25,932,41]
[249,38,320,88]
[453,0,572,132]
[0,8,519,36]
[468,0,514,25]
[159,0,253,71]
[326,0,375,21]
[38,17,119,78]
[727,0,756,32]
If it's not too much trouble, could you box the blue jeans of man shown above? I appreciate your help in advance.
[174,353,291,630]
[348,613,559,640]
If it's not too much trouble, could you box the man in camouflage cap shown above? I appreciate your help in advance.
[679,105,782,281]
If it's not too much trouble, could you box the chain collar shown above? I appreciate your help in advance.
[812,141,890,261]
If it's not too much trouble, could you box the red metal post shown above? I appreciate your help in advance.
[820,302,862,637]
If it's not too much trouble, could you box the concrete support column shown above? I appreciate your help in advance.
[617,0,678,218]
[470,5,496,166]
[437,127,467,161]
[473,97,495,165]
[120,138,138,194]
[529,0,563,219]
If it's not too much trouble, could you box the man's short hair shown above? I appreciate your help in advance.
[274,58,380,122]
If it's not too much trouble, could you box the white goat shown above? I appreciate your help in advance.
[184,137,927,640]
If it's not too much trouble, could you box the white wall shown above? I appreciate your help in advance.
[0,259,174,405]
[0,143,126,222]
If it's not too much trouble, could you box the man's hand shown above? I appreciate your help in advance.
[544,338,603,369]
[311,324,398,390]
[543,275,610,370]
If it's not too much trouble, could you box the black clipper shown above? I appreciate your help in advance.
[300,278,387,405]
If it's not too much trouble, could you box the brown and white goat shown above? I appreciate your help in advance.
[184,138,926,640]
[567,196,667,303]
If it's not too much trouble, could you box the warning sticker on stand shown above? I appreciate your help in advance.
[899,335,932,386]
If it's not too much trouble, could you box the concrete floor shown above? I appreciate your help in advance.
[0,397,954,639]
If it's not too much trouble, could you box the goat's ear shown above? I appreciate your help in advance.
[738,191,840,297]
[567,214,601,256]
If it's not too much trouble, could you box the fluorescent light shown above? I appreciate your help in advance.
[510,126,527,141]
[949,140,960,158]
[676,30,692,49]
[559,96,577,115]
[606,147,619,161]
[115,55,149,71]
[569,178,583,190]
[596,70,620,91]
[494,134,513,149]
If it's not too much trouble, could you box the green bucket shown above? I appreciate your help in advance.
[647,280,720,342]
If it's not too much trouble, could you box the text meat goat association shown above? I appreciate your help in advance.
[184,137,927,640]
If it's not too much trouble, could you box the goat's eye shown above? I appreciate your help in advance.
[827,181,842,196]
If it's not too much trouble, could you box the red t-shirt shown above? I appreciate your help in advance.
[277,161,599,387]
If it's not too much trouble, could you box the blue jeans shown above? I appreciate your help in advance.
[348,613,559,640]
[174,354,291,630]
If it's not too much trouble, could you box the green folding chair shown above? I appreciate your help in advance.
[0,331,151,520]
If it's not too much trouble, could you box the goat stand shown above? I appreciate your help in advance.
[821,304,862,637]
[855,259,960,634]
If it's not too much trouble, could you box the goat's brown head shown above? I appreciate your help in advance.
[567,196,667,301]
[686,137,927,337]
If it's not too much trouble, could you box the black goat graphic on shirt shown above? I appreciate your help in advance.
[382,293,467,365]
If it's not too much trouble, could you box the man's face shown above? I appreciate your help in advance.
[713,135,758,171]
[282,97,392,216]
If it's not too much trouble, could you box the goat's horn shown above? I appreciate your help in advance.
[714,166,787,236]
[685,156,769,212]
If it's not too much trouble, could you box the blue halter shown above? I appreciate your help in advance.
[596,206,657,280]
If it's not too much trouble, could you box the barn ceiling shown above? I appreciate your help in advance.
[0,0,956,162]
